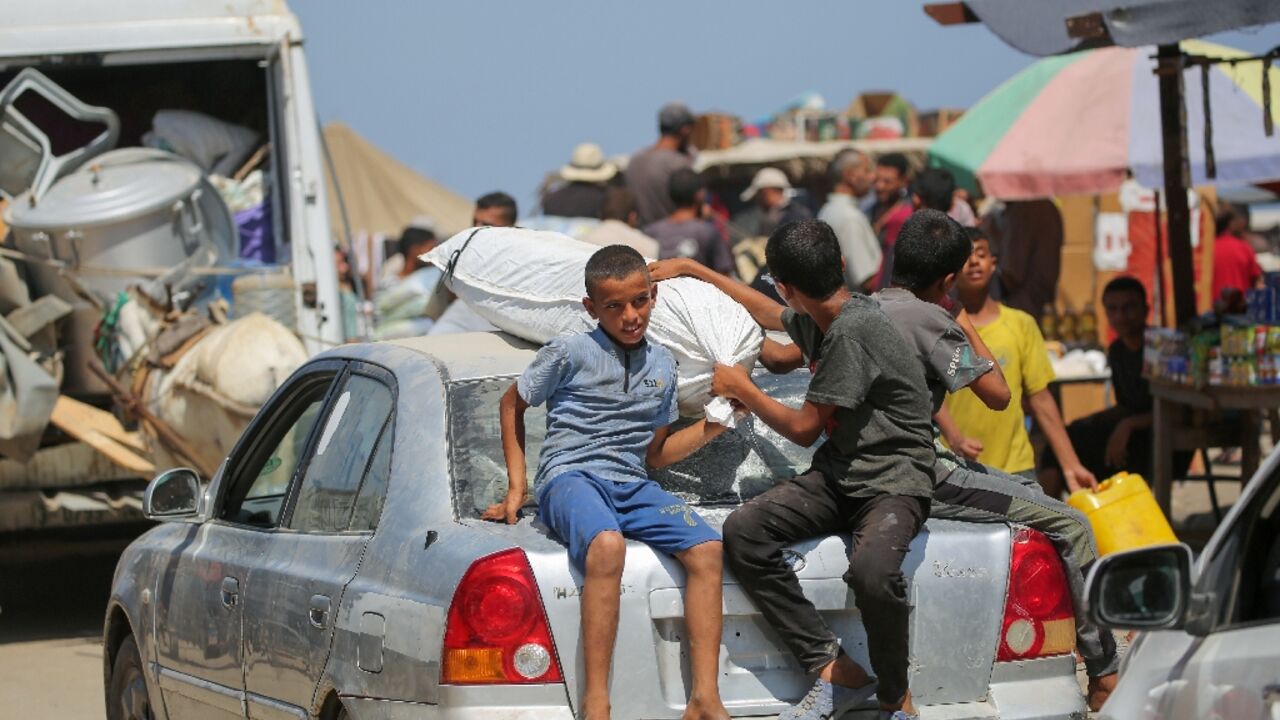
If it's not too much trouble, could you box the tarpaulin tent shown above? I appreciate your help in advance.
[929,40,1280,199]
[943,0,1280,58]
[322,122,472,240]
[926,0,1280,325]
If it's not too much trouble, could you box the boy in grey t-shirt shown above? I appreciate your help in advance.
[651,220,933,719]
[879,211,1120,707]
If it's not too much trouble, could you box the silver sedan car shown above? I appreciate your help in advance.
[105,332,1086,719]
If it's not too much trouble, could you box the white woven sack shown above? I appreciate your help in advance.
[146,312,307,474]
[425,227,762,422]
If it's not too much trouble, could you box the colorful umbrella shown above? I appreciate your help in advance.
[930,40,1280,199]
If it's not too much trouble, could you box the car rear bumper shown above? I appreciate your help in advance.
[339,655,1084,720]
[983,655,1087,720]
[340,685,574,719]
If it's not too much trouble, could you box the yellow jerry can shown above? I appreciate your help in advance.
[1067,472,1178,556]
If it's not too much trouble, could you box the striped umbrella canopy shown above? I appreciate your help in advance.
[930,40,1280,199]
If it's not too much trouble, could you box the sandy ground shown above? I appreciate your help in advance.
[0,636,105,718]
[0,524,141,720]
[0,471,1252,720]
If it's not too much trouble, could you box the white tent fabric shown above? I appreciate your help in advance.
[693,137,933,173]
[322,122,473,239]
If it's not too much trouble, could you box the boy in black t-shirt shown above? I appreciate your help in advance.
[652,220,933,719]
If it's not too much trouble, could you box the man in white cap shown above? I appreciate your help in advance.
[728,168,812,298]
[542,142,618,219]
[732,167,813,243]
[626,102,696,227]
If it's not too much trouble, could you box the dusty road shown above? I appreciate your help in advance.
[0,524,146,719]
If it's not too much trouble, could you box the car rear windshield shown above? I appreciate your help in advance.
[447,371,816,518]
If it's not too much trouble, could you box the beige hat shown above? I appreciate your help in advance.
[560,143,618,183]
[740,166,794,202]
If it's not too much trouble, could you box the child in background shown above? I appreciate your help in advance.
[940,227,1098,494]
[1039,276,1191,497]
[484,245,731,720]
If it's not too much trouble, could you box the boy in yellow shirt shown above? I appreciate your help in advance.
[939,228,1097,494]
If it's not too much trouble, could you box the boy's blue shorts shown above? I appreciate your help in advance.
[537,470,720,571]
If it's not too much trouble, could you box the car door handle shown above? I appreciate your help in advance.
[308,594,330,629]
[220,577,239,609]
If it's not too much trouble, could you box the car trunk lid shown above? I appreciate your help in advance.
[465,514,1010,718]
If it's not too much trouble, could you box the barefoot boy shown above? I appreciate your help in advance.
[484,245,730,720]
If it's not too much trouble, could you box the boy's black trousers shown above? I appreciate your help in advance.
[723,470,928,707]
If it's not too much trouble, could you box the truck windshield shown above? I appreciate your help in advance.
[447,371,817,518]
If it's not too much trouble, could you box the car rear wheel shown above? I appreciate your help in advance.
[108,636,154,720]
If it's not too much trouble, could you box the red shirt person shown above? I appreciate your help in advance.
[1212,203,1262,305]
[867,152,914,289]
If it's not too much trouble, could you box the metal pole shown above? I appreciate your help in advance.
[1153,190,1166,327]
[1157,43,1197,326]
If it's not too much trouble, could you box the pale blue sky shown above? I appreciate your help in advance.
[294,3,1279,212]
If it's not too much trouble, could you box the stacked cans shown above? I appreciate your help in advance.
[1245,273,1280,325]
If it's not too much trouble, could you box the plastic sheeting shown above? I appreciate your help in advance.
[0,322,57,462]
[448,373,813,516]
[322,122,473,239]
[424,227,763,421]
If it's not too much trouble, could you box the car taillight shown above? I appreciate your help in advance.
[442,548,564,685]
[996,528,1075,662]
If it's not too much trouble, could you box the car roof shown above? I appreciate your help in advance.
[379,331,541,383]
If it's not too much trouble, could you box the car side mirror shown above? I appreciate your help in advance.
[143,468,202,520]
[1086,543,1193,631]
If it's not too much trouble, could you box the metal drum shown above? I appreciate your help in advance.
[5,148,237,303]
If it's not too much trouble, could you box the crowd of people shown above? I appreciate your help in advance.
[348,101,1082,349]
[352,102,1268,360]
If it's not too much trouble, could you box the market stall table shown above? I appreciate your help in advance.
[1050,371,1112,386]
[1148,378,1276,517]
[1047,361,1110,425]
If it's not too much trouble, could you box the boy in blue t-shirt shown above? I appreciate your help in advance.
[484,245,731,720]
